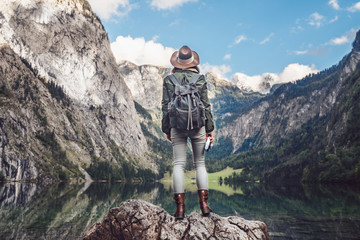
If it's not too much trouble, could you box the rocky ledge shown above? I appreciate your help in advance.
[83,199,269,240]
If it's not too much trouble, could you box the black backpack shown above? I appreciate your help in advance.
[168,74,205,130]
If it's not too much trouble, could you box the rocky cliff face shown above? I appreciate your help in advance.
[0,0,153,181]
[206,72,264,124]
[117,60,172,159]
[118,60,170,112]
[221,31,360,153]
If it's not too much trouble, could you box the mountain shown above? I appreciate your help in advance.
[0,0,155,181]
[230,72,278,93]
[117,61,174,176]
[2,0,357,184]
[206,72,264,126]
[116,61,265,170]
[219,31,360,154]
[214,30,360,183]
[118,60,170,112]
[114,29,360,184]
[118,62,264,129]
[203,73,265,160]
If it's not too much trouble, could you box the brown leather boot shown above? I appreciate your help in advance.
[198,189,213,216]
[174,193,185,220]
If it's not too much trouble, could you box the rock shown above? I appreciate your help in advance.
[118,60,170,111]
[0,0,155,181]
[353,30,360,51]
[83,199,270,240]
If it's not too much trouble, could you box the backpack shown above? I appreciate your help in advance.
[168,74,206,130]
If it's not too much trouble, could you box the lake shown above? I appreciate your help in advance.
[0,181,360,239]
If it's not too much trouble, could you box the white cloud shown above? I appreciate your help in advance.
[231,63,318,93]
[294,48,324,56]
[329,15,338,23]
[152,35,159,41]
[231,73,270,93]
[279,64,318,83]
[295,50,309,55]
[169,20,180,26]
[150,0,198,10]
[331,35,350,45]
[110,35,175,67]
[234,35,247,45]
[308,12,325,28]
[348,2,360,12]
[291,18,305,33]
[200,63,232,80]
[223,54,231,60]
[291,25,304,33]
[87,0,131,20]
[328,0,340,10]
[260,33,274,45]
[330,29,358,45]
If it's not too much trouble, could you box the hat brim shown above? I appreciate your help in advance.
[170,50,200,68]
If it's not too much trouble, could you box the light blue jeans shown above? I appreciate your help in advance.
[171,127,208,193]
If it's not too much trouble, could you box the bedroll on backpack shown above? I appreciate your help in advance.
[168,74,206,130]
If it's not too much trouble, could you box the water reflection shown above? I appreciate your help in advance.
[0,181,161,240]
[0,181,359,240]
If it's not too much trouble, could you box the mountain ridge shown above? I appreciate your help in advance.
[209,30,360,183]
[0,0,156,181]
[219,31,360,153]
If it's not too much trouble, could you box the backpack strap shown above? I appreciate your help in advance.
[168,74,180,86]
[169,74,201,85]
[189,74,201,84]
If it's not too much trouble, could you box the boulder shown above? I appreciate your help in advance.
[84,199,269,240]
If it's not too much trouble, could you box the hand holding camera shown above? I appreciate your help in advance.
[205,133,214,152]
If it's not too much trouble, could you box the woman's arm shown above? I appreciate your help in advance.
[198,75,214,133]
[161,76,171,134]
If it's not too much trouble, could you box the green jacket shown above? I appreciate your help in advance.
[161,70,214,134]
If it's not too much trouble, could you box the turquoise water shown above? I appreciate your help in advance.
[0,181,359,239]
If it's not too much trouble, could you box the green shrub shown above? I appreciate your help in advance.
[139,122,172,179]
[44,80,71,106]
[86,156,126,181]
[134,101,152,120]
[206,136,233,161]
[36,130,82,179]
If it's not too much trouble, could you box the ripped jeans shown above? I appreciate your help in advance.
[171,127,208,193]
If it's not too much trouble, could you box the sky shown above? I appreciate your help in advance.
[87,0,360,90]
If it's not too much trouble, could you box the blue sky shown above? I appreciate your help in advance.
[88,0,360,85]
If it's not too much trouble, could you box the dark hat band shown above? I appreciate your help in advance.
[177,55,194,65]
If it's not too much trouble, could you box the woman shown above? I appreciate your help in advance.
[161,45,215,220]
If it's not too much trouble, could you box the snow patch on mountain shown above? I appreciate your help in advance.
[231,63,319,93]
